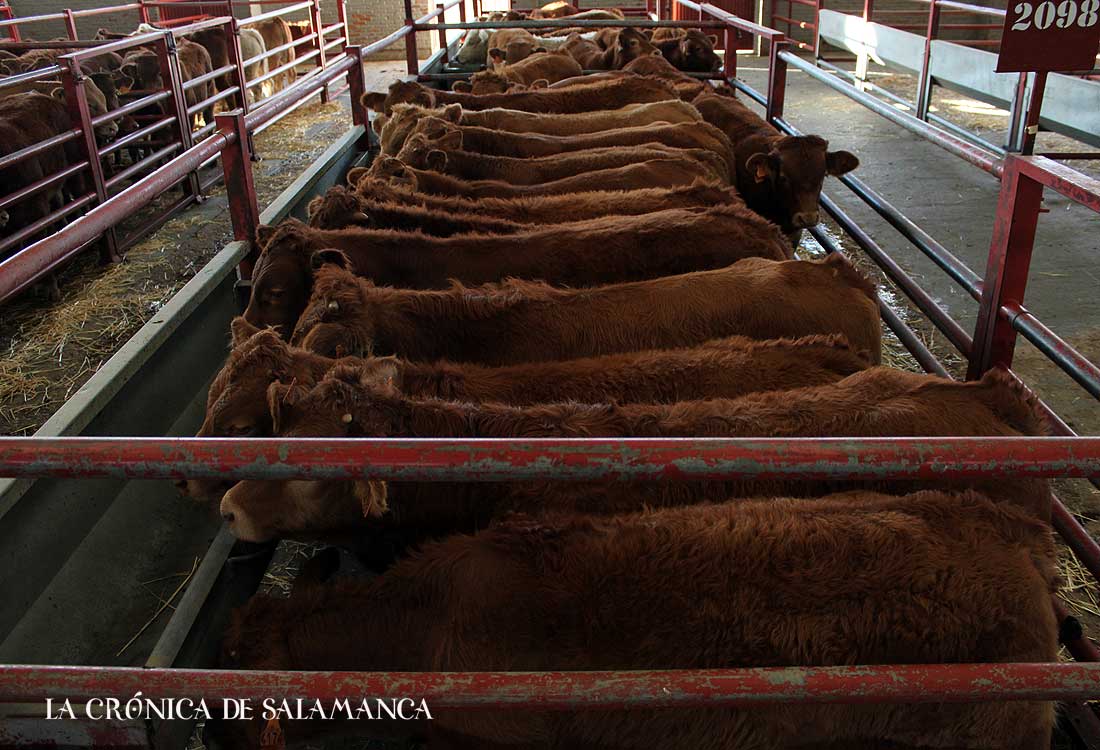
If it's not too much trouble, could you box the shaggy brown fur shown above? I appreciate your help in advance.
[655,28,722,72]
[389,131,730,185]
[307,186,527,235]
[214,491,1057,749]
[561,27,660,69]
[405,115,736,174]
[473,50,582,91]
[693,88,859,237]
[244,205,789,330]
[374,100,702,155]
[289,255,881,364]
[367,155,727,197]
[362,76,678,116]
[349,175,737,223]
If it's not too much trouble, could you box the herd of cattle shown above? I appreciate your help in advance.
[177,10,1060,749]
[0,16,298,265]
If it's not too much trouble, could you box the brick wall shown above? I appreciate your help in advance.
[345,0,437,61]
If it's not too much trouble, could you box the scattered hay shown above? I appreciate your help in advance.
[260,539,324,597]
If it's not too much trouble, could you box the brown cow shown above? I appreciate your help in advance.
[374,99,702,155]
[528,1,581,18]
[121,39,215,128]
[289,254,881,364]
[367,155,724,198]
[211,490,1056,749]
[550,56,710,101]
[245,204,789,331]
[457,51,582,94]
[693,88,859,240]
[388,131,730,185]
[404,115,735,174]
[362,76,678,116]
[184,322,868,503]
[561,27,660,70]
[307,185,528,234]
[251,17,296,96]
[654,28,722,72]
[219,367,1050,541]
[348,174,737,223]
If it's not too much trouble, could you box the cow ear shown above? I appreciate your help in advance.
[362,91,387,112]
[745,152,773,183]
[708,34,719,46]
[452,80,472,93]
[437,129,463,151]
[488,47,506,64]
[307,196,323,218]
[359,355,404,392]
[425,150,448,171]
[642,29,654,39]
[255,224,278,247]
[230,316,262,346]
[441,103,462,123]
[310,249,350,271]
[266,381,307,435]
[826,150,859,176]
[529,78,549,89]
[346,166,368,186]
[50,87,65,101]
[650,48,663,56]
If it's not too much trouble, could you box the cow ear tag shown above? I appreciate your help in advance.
[341,413,354,424]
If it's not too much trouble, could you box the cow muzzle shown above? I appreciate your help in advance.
[791,210,820,229]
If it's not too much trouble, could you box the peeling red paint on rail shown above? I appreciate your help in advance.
[0,437,1096,481]
[1,663,1098,706]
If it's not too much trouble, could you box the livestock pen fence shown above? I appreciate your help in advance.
[2,2,1100,746]
[0,0,350,290]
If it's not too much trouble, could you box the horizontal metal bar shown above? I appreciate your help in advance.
[361,25,411,57]
[0,12,66,26]
[2,663,1098,705]
[0,192,95,255]
[0,437,1095,481]
[167,15,234,37]
[244,33,308,66]
[773,15,816,28]
[244,54,354,131]
[0,64,62,91]
[104,142,181,190]
[187,85,236,115]
[69,2,142,17]
[63,31,164,60]
[1005,304,1100,401]
[238,0,312,27]
[247,49,317,89]
[0,127,81,171]
[92,90,172,127]
[779,50,1003,177]
[0,39,103,48]
[420,19,727,29]
[183,61,235,90]
[1015,155,1100,213]
[0,160,86,212]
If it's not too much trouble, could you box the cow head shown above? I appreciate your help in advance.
[502,37,548,64]
[376,102,460,155]
[393,132,462,172]
[456,28,490,65]
[119,50,163,92]
[675,29,721,72]
[88,71,122,142]
[218,366,397,542]
[307,186,371,229]
[408,115,462,147]
[743,135,859,233]
[243,219,330,337]
[464,68,524,94]
[365,156,420,192]
[362,79,434,116]
[290,264,375,358]
[178,318,310,501]
[613,27,661,67]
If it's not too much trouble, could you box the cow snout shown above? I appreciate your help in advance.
[792,211,820,229]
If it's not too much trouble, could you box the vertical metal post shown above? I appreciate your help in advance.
[309,0,330,103]
[723,27,737,78]
[458,0,466,24]
[967,156,1043,379]
[159,33,202,200]
[813,0,823,59]
[403,0,419,77]
[138,0,150,25]
[217,110,261,279]
[337,0,350,46]
[64,9,79,40]
[1006,72,1029,152]
[914,0,940,120]
[854,0,874,88]
[766,39,788,126]
[346,45,372,151]
[61,57,120,263]
[436,3,448,61]
[224,18,258,161]
[1019,71,1047,156]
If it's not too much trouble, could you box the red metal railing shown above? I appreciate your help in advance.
[0,0,351,305]
[2,1,1100,727]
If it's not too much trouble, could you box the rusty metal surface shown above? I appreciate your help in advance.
[0,436,1096,481]
[2,663,1099,705]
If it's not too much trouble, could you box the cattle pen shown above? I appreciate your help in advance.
[1,0,1100,747]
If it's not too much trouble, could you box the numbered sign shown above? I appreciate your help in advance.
[996,0,1100,71]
